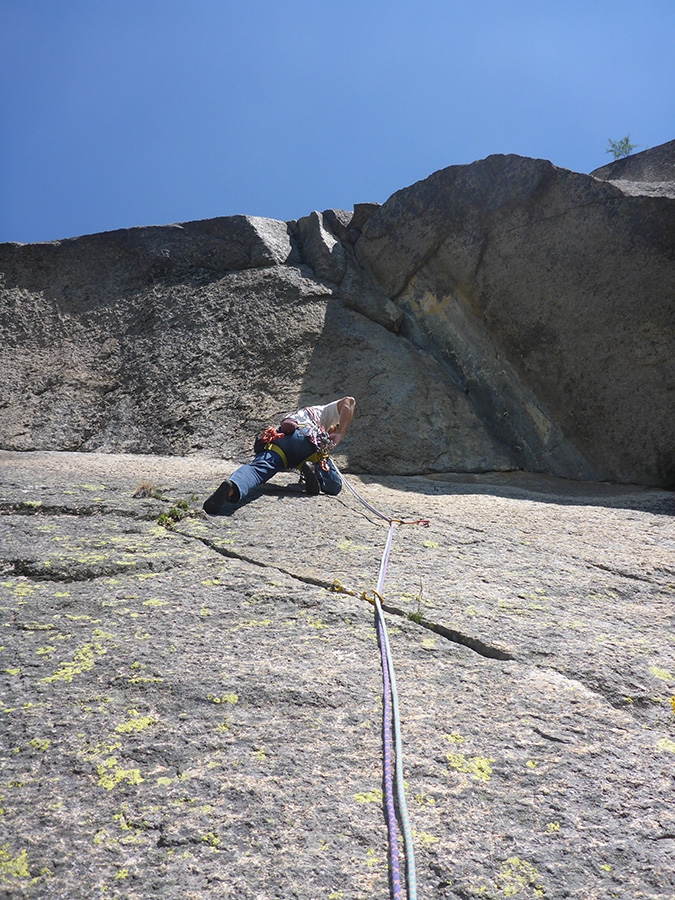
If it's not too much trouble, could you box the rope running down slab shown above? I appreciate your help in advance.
[332,462,427,900]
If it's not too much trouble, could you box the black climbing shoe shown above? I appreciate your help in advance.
[203,479,239,515]
[300,461,320,496]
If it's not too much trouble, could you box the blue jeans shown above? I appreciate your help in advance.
[229,430,342,501]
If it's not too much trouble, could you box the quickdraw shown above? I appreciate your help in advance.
[297,407,332,460]
[299,423,331,459]
[259,425,284,444]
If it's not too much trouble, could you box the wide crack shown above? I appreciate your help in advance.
[0,501,154,520]
[1,557,184,583]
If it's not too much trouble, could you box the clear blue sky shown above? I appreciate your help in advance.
[1,0,674,244]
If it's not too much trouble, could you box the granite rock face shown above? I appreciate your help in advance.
[355,150,675,486]
[1,145,675,485]
[0,208,510,476]
[1,451,674,899]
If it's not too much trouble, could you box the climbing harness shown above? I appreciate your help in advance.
[331,462,428,900]
[256,420,329,470]
[265,443,288,468]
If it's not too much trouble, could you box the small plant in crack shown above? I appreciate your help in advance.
[407,580,425,625]
[157,498,193,529]
[133,481,165,500]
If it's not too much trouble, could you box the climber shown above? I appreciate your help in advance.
[202,396,356,514]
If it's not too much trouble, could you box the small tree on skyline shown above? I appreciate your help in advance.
[606,134,638,160]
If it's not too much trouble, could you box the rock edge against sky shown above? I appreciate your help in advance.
[1,141,674,486]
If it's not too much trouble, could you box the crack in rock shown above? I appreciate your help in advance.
[532,725,571,744]
[1,556,183,583]
[589,561,656,583]
[194,533,514,661]
[0,501,150,519]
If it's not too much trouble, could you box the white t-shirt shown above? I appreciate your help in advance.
[293,401,341,432]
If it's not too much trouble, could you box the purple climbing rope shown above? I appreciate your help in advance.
[377,597,403,899]
[332,464,422,900]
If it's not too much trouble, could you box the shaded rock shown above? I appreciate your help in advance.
[355,153,675,485]
[0,264,338,456]
[272,298,512,475]
[318,204,381,246]
[350,201,382,234]
[307,206,402,332]
[295,210,347,283]
[0,215,300,304]
[337,261,403,333]
[0,257,505,473]
[321,207,353,245]
[591,138,675,198]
